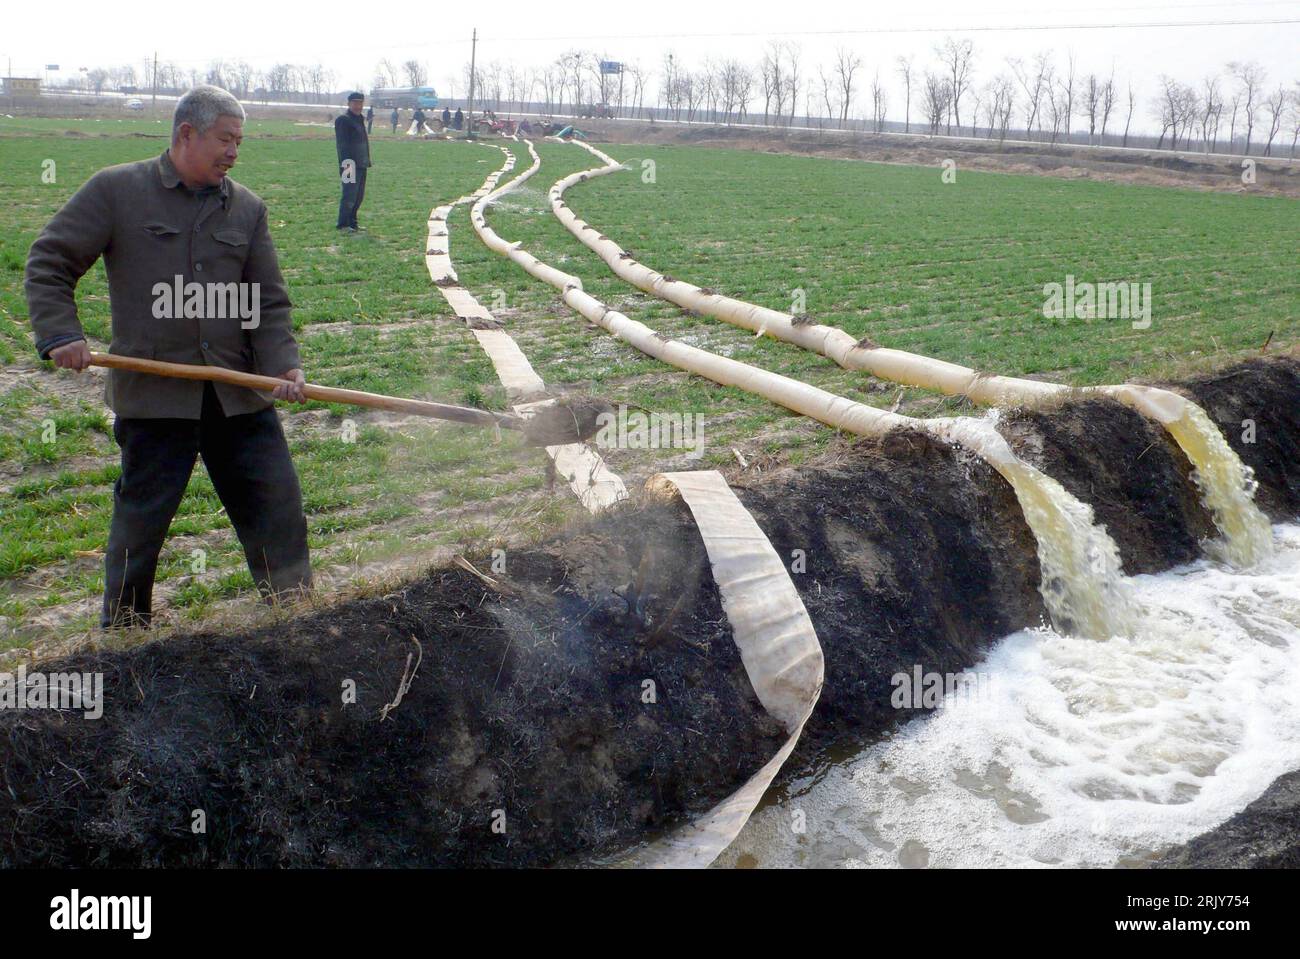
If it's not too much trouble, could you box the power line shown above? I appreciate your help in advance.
[483,17,1300,44]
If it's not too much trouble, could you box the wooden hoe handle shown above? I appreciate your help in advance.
[88,352,523,431]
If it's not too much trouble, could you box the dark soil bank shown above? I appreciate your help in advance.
[999,399,1217,574]
[1156,770,1300,868]
[1180,356,1300,521]
[0,507,786,868]
[0,358,1295,867]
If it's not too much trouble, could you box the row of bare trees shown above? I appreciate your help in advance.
[1152,64,1296,156]
[64,43,1300,156]
[73,58,338,103]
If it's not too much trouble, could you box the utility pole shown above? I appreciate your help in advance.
[152,51,158,108]
[465,27,477,139]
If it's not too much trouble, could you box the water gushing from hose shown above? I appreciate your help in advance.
[932,414,1136,641]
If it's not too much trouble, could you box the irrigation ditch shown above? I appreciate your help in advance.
[0,137,1295,869]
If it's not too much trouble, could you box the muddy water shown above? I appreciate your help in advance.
[717,523,1300,869]
[935,414,1136,640]
[1163,402,1274,568]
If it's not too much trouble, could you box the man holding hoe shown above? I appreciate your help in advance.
[25,85,313,629]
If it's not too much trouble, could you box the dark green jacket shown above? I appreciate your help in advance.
[25,150,300,419]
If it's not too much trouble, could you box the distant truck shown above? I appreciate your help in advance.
[578,103,614,119]
[371,86,439,110]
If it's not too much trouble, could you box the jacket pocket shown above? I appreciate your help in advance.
[143,222,181,237]
[213,229,249,247]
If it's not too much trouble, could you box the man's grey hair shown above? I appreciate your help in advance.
[172,85,246,138]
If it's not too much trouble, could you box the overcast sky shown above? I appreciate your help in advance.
[6,0,1297,128]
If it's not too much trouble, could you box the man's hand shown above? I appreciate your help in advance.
[49,340,92,371]
[272,368,307,403]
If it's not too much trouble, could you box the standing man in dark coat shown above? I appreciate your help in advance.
[390,107,399,133]
[25,85,313,629]
[334,91,372,232]
[441,106,451,128]
[453,108,464,131]
[365,104,374,133]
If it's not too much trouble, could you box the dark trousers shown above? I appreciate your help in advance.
[102,383,312,628]
[337,165,367,229]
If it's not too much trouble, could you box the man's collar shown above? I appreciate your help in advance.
[158,150,231,206]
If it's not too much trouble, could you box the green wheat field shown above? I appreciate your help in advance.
[1,115,1295,649]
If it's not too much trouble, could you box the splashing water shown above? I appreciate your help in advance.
[1163,403,1274,568]
[932,415,1137,640]
[718,523,1299,869]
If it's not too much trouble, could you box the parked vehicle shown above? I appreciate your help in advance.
[371,86,439,110]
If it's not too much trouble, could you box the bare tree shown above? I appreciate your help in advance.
[833,47,862,124]
[871,71,888,132]
[376,59,399,89]
[1200,74,1223,152]
[1009,52,1051,140]
[1229,60,1266,154]
[785,43,802,125]
[896,55,915,133]
[817,65,838,126]
[733,63,754,122]
[85,68,110,94]
[1057,52,1076,140]
[1047,78,1068,144]
[1099,72,1116,139]
[403,60,427,88]
[1080,73,1101,144]
[985,74,1015,142]
[1262,84,1286,155]
[922,71,951,135]
[1289,83,1300,158]
[936,37,975,135]
[628,61,647,119]
[662,51,681,118]
[1122,80,1136,147]
[540,61,563,112]
[230,61,255,98]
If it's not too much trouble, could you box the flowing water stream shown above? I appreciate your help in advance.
[717,522,1300,869]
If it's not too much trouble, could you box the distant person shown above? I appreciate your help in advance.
[441,106,451,128]
[334,91,372,232]
[365,104,374,133]
[453,108,463,131]
[25,85,312,628]
[390,107,399,133]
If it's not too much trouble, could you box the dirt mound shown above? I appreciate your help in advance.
[998,399,1217,574]
[0,504,786,868]
[1179,356,1300,520]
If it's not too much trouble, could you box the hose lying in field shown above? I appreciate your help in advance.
[469,143,826,866]
[473,141,1137,642]
[630,470,824,867]
[553,139,1274,568]
[426,142,627,513]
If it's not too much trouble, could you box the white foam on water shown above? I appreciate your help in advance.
[718,523,1300,869]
